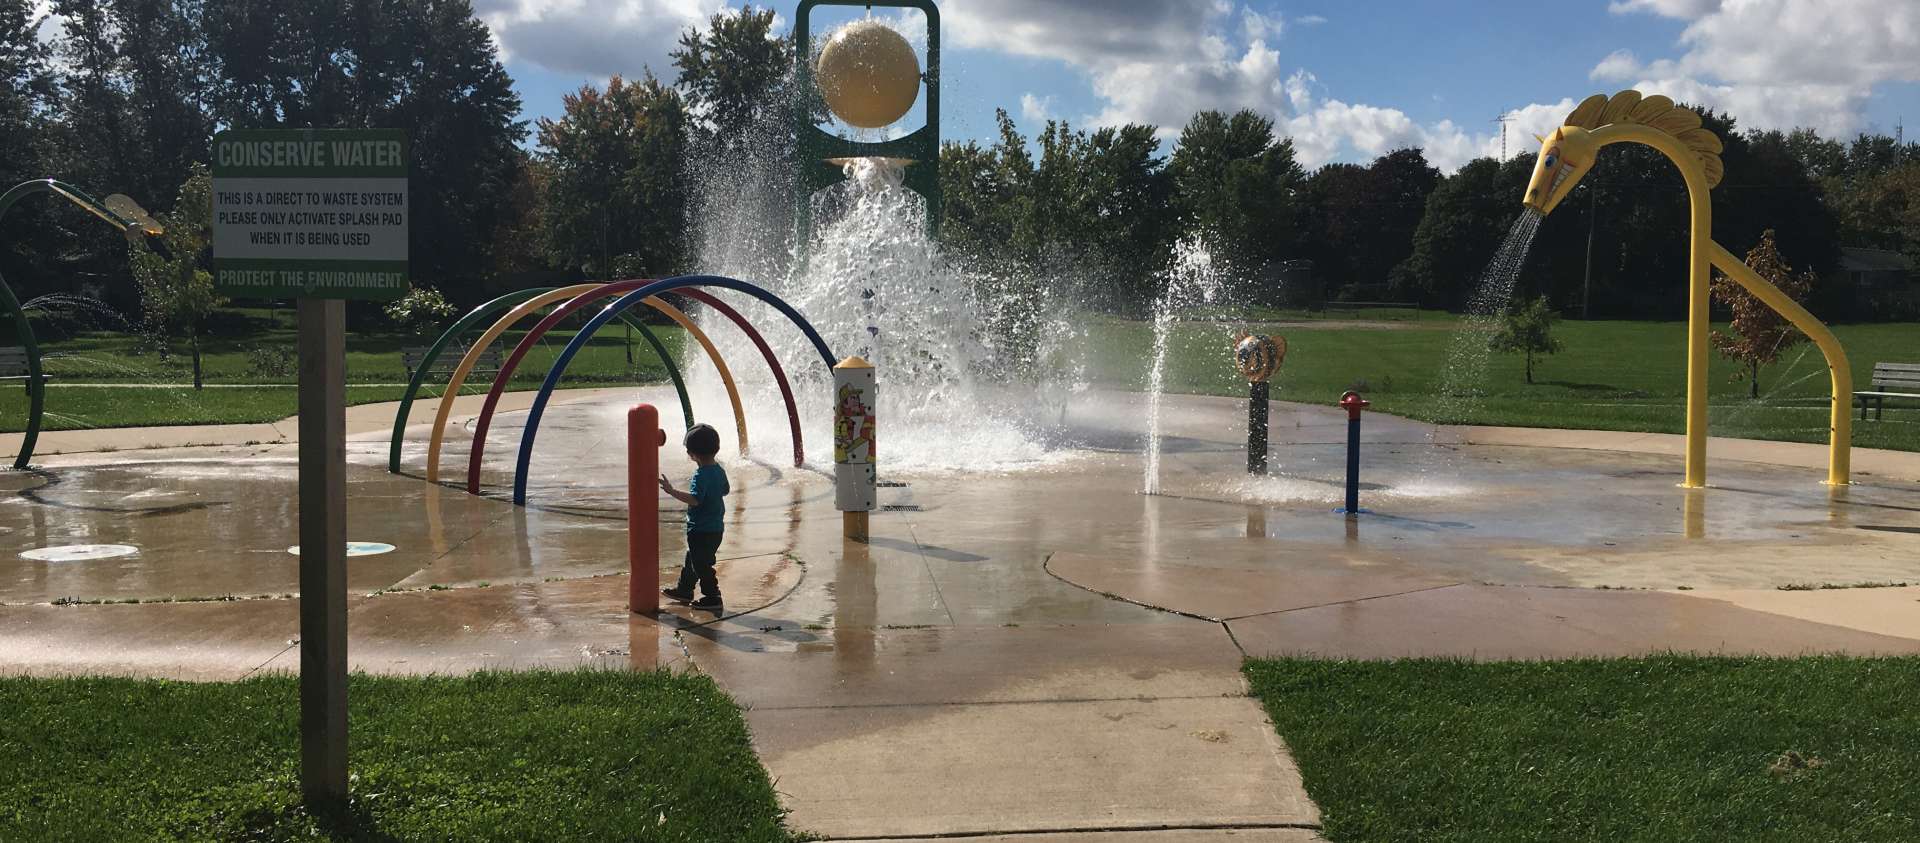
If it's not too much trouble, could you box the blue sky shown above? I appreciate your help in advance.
[479,0,1920,171]
[29,0,1910,170]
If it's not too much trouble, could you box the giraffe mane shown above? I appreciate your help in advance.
[1564,90,1725,188]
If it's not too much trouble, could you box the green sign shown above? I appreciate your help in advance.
[212,129,408,300]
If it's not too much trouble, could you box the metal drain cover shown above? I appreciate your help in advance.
[287,541,396,557]
[21,544,139,562]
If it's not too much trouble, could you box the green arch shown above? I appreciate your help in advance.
[386,286,693,473]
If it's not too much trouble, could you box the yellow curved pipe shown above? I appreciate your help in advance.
[423,285,751,483]
[643,296,750,457]
[426,284,596,483]
[1708,241,1852,485]
[1591,123,1851,486]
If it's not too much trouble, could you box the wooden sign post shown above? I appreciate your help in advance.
[212,128,408,809]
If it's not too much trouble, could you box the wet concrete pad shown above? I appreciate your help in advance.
[684,621,1246,709]
[849,831,1324,842]
[256,575,688,675]
[756,695,1318,840]
[1047,550,1457,621]
[1230,584,1920,659]
[0,598,297,680]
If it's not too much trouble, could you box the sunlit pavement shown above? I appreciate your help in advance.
[5,386,1918,839]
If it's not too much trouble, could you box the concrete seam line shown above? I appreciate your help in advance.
[656,557,808,631]
[747,694,1245,713]
[1222,619,1251,659]
[1220,581,1467,622]
[1039,552,1224,624]
[817,820,1325,840]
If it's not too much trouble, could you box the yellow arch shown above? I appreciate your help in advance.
[1589,123,1851,486]
[423,284,749,483]
[645,296,750,457]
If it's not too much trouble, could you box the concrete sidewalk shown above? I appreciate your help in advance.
[7,389,1920,840]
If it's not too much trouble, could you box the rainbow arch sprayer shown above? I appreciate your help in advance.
[1523,89,1851,487]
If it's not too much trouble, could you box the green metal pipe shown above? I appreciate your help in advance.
[616,311,694,431]
[0,179,143,470]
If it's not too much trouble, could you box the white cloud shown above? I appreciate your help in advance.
[1241,8,1282,42]
[949,1,1545,171]
[476,0,725,78]
[1019,93,1054,124]
[1297,15,1327,25]
[1604,0,1920,135]
[942,0,1225,67]
[1590,49,1640,82]
[1607,0,1719,17]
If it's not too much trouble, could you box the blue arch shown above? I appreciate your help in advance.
[513,275,837,505]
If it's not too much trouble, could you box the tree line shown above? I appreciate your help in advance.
[4,0,1918,335]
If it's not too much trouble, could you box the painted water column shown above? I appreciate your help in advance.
[1234,333,1285,475]
[1338,390,1369,516]
[629,403,666,615]
[834,357,877,540]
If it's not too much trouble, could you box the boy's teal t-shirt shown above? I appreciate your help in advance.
[686,463,729,534]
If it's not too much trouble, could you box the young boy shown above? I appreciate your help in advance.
[659,423,729,611]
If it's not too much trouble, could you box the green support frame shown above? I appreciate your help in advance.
[1,179,155,469]
[793,0,942,253]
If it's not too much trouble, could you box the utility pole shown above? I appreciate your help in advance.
[1583,181,1597,319]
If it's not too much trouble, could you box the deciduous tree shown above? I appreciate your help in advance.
[129,163,221,388]
[536,73,688,279]
[1711,229,1813,399]
[1489,295,1563,384]
[1169,110,1306,295]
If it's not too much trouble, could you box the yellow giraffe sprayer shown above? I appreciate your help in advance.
[1523,89,1851,487]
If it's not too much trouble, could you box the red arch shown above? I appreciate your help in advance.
[466,280,804,495]
[680,289,804,467]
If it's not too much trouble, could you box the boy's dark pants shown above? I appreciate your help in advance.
[676,531,724,598]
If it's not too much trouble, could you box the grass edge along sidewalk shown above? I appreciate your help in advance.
[0,670,800,842]
[1246,655,1920,843]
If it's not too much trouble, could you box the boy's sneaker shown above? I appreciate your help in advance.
[661,587,694,603]
[691,595,724,612]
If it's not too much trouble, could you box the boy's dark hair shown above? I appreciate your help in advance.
[684,423,721,458]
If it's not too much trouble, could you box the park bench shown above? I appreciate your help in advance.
[0,346,49,393]
[401,344,502,383]
[1321,301,1420,320]
[1855,362,1920,420]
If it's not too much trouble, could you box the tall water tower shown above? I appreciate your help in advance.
[793,0,942,251]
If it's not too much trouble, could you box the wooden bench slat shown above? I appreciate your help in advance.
[1858,362,1920,420]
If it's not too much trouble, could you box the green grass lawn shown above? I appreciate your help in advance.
[0,671,796,841]
[13,305,1920,454]
[0,318,690,432]
[1246,656,1920,842]
[0,385,411,432]
[33,322,686,385]
[1088,316,1920,452]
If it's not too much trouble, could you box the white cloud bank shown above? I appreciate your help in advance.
[941,0,1555,170]
[474,0,725,79]
[475,1,1920,171]
[1596,0,1920,136]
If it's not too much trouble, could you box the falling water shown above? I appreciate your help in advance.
[21,294,129,330]
[688,156,1079,473]
[1430,210,1545,422]
[1142,234,1225,494]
